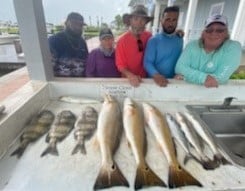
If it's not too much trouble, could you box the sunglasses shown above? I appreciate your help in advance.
[137,39,144,52]
[205,28,226,34]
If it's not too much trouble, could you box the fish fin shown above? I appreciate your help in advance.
[183,154,193,165]
[10,146,26,158]
[71,143,86,155]
[40,142,58,157]
[135,163,166,190]
[93,161,129,189]
[168,165,202,188]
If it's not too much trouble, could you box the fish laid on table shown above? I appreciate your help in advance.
[142,103,202,188]
[175,112,218,170]
[41,110,76,157]
[11,110,55,158]
[71,106,98,155]
[124,98,166,190]
[165,113,203,166]
[59,96,101,104]
[93,94,129,190]
[184,112,230,165]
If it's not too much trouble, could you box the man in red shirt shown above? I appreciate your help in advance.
[116,5,153,87]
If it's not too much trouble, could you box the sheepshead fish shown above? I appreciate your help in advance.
[123,98,166,190]
[184,112,230,165]
[165,113,203,165]
[41,110,76,157]
[93,94,129,190]
[71,106,98,155]
[142,103,202,188]
[175,112,218,170]
[11,110,55,158]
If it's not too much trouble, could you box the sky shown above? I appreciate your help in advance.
[0,0,130,25]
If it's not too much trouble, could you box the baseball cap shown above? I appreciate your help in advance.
[99,28,114,40]
[66,12,86,25]
[205,14,228,28]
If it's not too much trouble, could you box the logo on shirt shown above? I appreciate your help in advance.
[207,61,214,68]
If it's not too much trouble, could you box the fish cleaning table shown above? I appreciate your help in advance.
[1,79,245,191]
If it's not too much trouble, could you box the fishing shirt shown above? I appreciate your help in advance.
[85,48,120,77]
[49,30,88,77]
[115,31,152,78]
[175,40,242,85]
[144,32,183,78]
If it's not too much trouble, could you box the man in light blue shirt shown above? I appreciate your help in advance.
[144,6,183,87]
[175,14,242,88]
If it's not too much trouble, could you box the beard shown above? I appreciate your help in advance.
[163,26,176,34]
[131,26,145,35]
[66,28,82,38]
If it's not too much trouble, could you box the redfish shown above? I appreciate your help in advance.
[93,94,129,190]
[142,103,202,188]
[123,98,166,190]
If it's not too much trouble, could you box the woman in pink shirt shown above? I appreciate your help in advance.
[116,5,153,87]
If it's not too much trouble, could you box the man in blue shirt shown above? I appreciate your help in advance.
[49,12,88,77]
[144,6,183,86]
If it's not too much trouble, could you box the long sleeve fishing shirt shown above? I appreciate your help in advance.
[144,32,183,78]
[175,39,242,85]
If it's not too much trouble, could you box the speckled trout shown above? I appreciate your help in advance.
[176,112,219,170]
[93,94,129,190]
[71,106,98,155]
[142,103,202,188]
[11,110,55,158]
[165,113,203,165]
[123,98,166,190]
[184,112,230,165]
[41,110,76,157]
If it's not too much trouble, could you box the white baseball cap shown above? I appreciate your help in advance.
[205,14,228,28]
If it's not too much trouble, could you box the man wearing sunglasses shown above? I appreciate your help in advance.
[175,14,242,88]
[144,6,183,87]
[116,5,153,87]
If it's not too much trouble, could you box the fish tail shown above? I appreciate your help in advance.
[202,159,219,170]
[40,142,58,157]
[184,153,207,168]
[10,146,26,158]
[71,142,86,155]
[168,165,202,188]
[10,141,29,158]
[93,161,129,190]
[135,163,166,190]
[183,153,194,165]
[214,153,231,165]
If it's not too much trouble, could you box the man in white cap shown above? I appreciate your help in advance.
[116,5,153,87]
[175,14,242,88]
